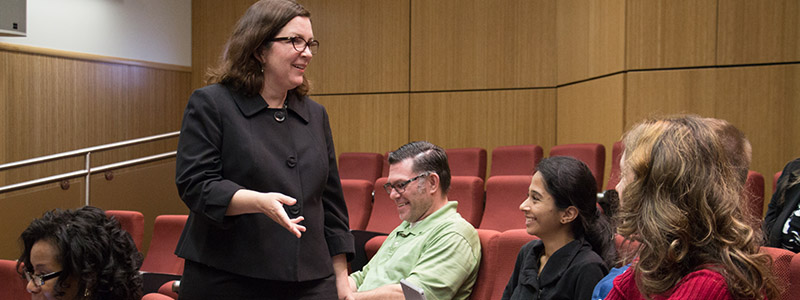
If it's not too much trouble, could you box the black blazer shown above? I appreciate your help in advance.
[764,158,800,251]
[501,238,608,300]
[175,84,354,281]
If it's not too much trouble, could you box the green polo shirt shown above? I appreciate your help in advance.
[350,201,481,300]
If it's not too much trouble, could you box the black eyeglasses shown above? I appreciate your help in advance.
[271,36,319,54]
[25,270,61,288]
[383,173,429,194]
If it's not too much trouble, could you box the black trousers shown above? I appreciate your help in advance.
[178,260,338,300]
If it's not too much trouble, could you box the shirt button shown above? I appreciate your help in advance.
[288,205,300,215]
[286,156,297,168]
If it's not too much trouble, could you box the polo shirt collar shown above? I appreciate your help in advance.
[396,201,458,237]
[231,89,310,123]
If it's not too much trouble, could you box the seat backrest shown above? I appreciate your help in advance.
[790,250,800,300]
[364,235,389,261]
[490,145,543,177]
[0,259,28,299]
[339,152,384,183]
[774,171,783,193]
[106,210,145,252]
[382,151,391,178]
[365,178,402,233]
[760,246,795,300]
[487,229,539,300]
[141,215,188,275]
[470,229,501,300]
[449,176,485,227]
[605,141,624,191]
[446,147,487,180]
[480,175,531,231]
[549,143,606,191]
[142,293,176,300]
[341,179,374,231]
[744,170,765,223]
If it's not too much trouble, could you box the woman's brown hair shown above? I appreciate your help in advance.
[205,0,310,96]
[617,115,777,299]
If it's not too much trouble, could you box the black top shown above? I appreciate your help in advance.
[764,158,800,252]
[501,238,608,300]
[175,84,354,281]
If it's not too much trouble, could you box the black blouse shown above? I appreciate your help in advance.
[502,238,608,300]
[175,84,354,281]
[764,158,800,252]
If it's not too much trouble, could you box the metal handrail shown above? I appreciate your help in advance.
[0,131,179,172]
[0,131,180,205]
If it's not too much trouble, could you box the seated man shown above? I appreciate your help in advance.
[348,141,481,300]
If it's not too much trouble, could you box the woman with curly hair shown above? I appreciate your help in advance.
[18,206,143,300]
[606,115,777,299]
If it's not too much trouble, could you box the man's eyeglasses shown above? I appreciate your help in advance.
[383,173,429,194]
[271,36,319,54]
[25,270,61,288]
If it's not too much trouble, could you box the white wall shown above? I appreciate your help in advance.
[0,0,191,66]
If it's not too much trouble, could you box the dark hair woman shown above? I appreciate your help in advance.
[19,206,143,300]
[502,156,614,300]
[174,0,353,299]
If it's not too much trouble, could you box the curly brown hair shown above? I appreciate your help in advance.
[18,206,143,300]
[617,115,777,299]
[205,0,311,97]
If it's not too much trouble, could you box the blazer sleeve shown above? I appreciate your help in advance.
[175,88,243,225]
[320,106,355,259]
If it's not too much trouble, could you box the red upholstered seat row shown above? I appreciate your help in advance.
[363,232,800,300]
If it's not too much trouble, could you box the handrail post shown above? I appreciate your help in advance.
[85,152,91,206]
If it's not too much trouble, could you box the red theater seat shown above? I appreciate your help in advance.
[470,229,501,300]
[606,141,624,191]
[760,246,796,300]
[490,145,543,177]
[449,176,485,227]
[0,259,28,299]
[365,178,402,234]
[744,170,765,223]
[106,209,145,252]
[341,179,374,231]
[480,175,531,231]
[486,229,539,300]
[549,143,606,191]
[446,147,487,180]
[339,152,384,183]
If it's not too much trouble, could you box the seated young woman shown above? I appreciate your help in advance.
[606,115,777,300]
[502,156,614,300]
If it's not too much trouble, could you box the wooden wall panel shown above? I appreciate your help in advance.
[91,160,188,255]
[557,0,625,85]
[410,0,556,91]
[625,69,717,127]
[313,94,410,158]
[299,0,410,94]
[0,182,84,260]
[626,0,717,69]
[556,74,625,187]
[0,51,7,186]
[717,0,800,65]
[191,0,255,90]
[2,50,189,184]
[409,89,557,170]
[714,65,800,207]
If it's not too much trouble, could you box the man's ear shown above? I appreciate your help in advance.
[561,206,579,224]
[426,173,440,195]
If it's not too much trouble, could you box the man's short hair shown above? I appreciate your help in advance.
[388,141,451,194]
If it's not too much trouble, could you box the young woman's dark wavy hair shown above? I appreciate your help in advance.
[18,206,143,300]
[205,0,311,97]
[536,156,616,267]
[618,115,777,299]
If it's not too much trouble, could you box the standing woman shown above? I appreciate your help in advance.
[175,1,353,299]
[502,156,614,300]
[606,115,777,299]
